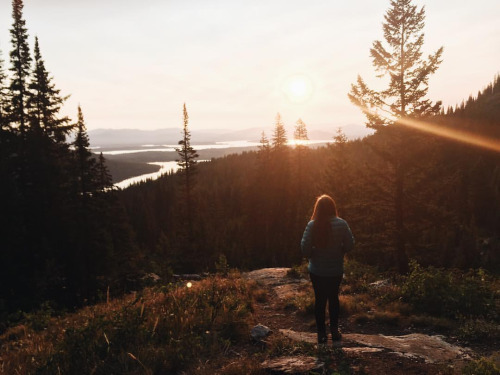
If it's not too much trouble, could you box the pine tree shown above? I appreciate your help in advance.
[325,128,351,209]
[348,0,443,272]
[349,0,443,127]
[258,131,271,162]
[293,118,309,198]
[27,37,71,142]
[73,105,96,198]
[9,0,32,136]
[0,48,10,132]
[259,131,270,152]
[96,152,113,192]
[294,118,308,143]
[176,103,199,242]
[272,113,288,150]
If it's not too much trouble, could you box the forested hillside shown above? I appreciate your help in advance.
[119,77,500,277]
[0,0,139,327]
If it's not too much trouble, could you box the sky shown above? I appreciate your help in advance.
[0,0,499,132]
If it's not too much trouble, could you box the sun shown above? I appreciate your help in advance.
[283,75,314,104]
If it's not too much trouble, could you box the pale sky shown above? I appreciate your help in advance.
[0,0,499,131]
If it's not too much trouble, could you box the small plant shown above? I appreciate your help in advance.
[457,319,500,344]
[462,357,500,375]
[253,287,268,303]
[343,259,379,293]
[215,254,230,276]
[23,301,55,332]
[286,261,308,279]
[285,292,314,315]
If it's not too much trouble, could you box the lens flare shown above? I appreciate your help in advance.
[397,117,500,153]
[357,105,500,153]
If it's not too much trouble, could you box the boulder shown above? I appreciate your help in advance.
[251,324,272,341]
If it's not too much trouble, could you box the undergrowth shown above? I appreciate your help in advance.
[0,275,258,375]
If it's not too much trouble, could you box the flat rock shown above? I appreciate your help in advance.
[344,333,471,364]
[280,329,316,344]
[343,347,384,354]
[261,356,324,374]
[279,329,470,364]
[244,268,308,300]
[244,268,290,286]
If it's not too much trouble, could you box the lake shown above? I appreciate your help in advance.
[112,139,332,189]
[115,162,180,189]
[101,139,332,156]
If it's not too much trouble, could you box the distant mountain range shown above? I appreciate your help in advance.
[88,124,373,147]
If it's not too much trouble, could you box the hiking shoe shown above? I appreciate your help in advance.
[331,330,342,342]
[318,333,328,344]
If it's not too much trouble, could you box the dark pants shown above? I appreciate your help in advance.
[310,272,342,336]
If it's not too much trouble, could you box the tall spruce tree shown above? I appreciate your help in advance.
[96,152,113,192]
[294,118,308,143]
[176,103,198,242]
[27,37,71,142]
[0,48,10,132]
[73,105,96,198]
[349,0,443,126]
[9,0,32,136]
[348,0,443,272]
[259,131,271,152]
[272,112,288,150]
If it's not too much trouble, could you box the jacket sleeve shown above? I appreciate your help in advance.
[301,221,314,258]
[342,221,355,253]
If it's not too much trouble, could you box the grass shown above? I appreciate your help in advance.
[285,292,315,315]
[2,261,499,374]
[0,275,260,375]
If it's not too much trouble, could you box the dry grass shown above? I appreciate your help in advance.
[339,293,373,317]
[285,291,315,315]
[0,276,258,375]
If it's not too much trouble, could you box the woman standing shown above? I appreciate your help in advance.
[301,194,354,344]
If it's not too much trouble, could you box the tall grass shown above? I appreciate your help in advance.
[0,275,258,374]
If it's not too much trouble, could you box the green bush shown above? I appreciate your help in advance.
[402,261,494,318]
[462,358,500,375]
[343,259,379,293]
[457,319,500,343]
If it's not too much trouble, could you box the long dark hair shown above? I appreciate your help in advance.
[310,194,338,248]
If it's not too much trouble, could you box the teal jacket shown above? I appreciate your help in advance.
[301,217,354,277]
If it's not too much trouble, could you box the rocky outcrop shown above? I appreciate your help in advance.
[261,356,324,374]
[279,327,471,364]
[245,268,473,369]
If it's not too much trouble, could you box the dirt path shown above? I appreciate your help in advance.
[244,268,473,375]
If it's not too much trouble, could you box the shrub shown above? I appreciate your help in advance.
[287,261,309,279]
[462,357,500,375]
[401,261,494,318]
[457,319,500,344]
[343,259,378,293]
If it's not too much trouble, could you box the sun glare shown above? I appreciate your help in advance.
[283,75,314,104]
[357,105,500,153]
